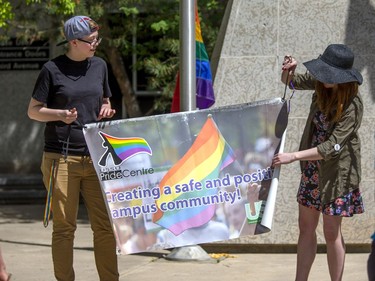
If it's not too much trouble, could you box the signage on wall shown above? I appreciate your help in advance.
[0,38,49,71]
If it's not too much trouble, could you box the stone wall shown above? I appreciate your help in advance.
[0,71,44,175]
[212,0,374,245]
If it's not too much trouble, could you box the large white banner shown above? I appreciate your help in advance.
[83,98,288,255]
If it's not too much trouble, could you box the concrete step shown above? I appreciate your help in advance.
[0,174,45,204]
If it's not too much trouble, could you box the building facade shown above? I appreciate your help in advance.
[212,0,374,246]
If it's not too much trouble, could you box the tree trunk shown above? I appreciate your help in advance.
[104,46,142,118]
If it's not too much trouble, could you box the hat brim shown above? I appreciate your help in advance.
[303,59,363,85]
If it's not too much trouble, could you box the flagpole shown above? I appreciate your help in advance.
[165,0,210,261]
[180,0,196,111]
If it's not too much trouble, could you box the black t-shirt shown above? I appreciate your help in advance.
[32,55,112,156]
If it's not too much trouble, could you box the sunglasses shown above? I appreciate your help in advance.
[77,37,102,46]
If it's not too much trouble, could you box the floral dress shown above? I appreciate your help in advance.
[297,111,365,216]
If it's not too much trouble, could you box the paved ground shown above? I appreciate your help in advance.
[0,204,370,281]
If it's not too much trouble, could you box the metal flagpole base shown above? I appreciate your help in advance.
[164,245,213,261]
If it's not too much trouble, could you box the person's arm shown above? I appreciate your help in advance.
[281,55,297,85]
[98,98,116,120]
[27,97,77,124]
[281,56,317,91]
[272,147,323,166]
[316,97,363,160]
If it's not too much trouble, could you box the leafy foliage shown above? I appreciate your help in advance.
[25,0,76,15]
[114,0,228,114]
[0,0,14,28]
[0,0,228,115]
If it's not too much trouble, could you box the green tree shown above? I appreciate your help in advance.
[127,0,228,114]
[0,0,228,116]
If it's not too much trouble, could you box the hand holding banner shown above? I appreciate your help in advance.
[83,98,288,254]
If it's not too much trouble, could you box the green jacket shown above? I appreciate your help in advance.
[292,73,363,204]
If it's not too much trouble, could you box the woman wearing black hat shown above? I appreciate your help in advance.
[272,44,365,281]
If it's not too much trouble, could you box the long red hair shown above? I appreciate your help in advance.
[315,81,358,123]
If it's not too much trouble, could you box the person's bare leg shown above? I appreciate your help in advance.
[323,214,345,281]
[0,246,10,281]
[295,204,320,281]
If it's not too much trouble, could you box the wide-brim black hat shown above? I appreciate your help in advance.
[303,44,363,85]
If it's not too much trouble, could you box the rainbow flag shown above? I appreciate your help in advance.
[171,3,215,112]
[152,115,235,235]
[98,132,152,166]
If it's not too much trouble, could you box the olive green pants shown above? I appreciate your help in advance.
[41,152,119,281]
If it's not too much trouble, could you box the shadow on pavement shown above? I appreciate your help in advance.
[0,203,89,223]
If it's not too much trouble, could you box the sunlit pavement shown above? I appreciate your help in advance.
[0,204,370,281]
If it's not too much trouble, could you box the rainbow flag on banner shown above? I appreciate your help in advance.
[171,3,215,112]
[98,132,152,166]
[152,115,235,235]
